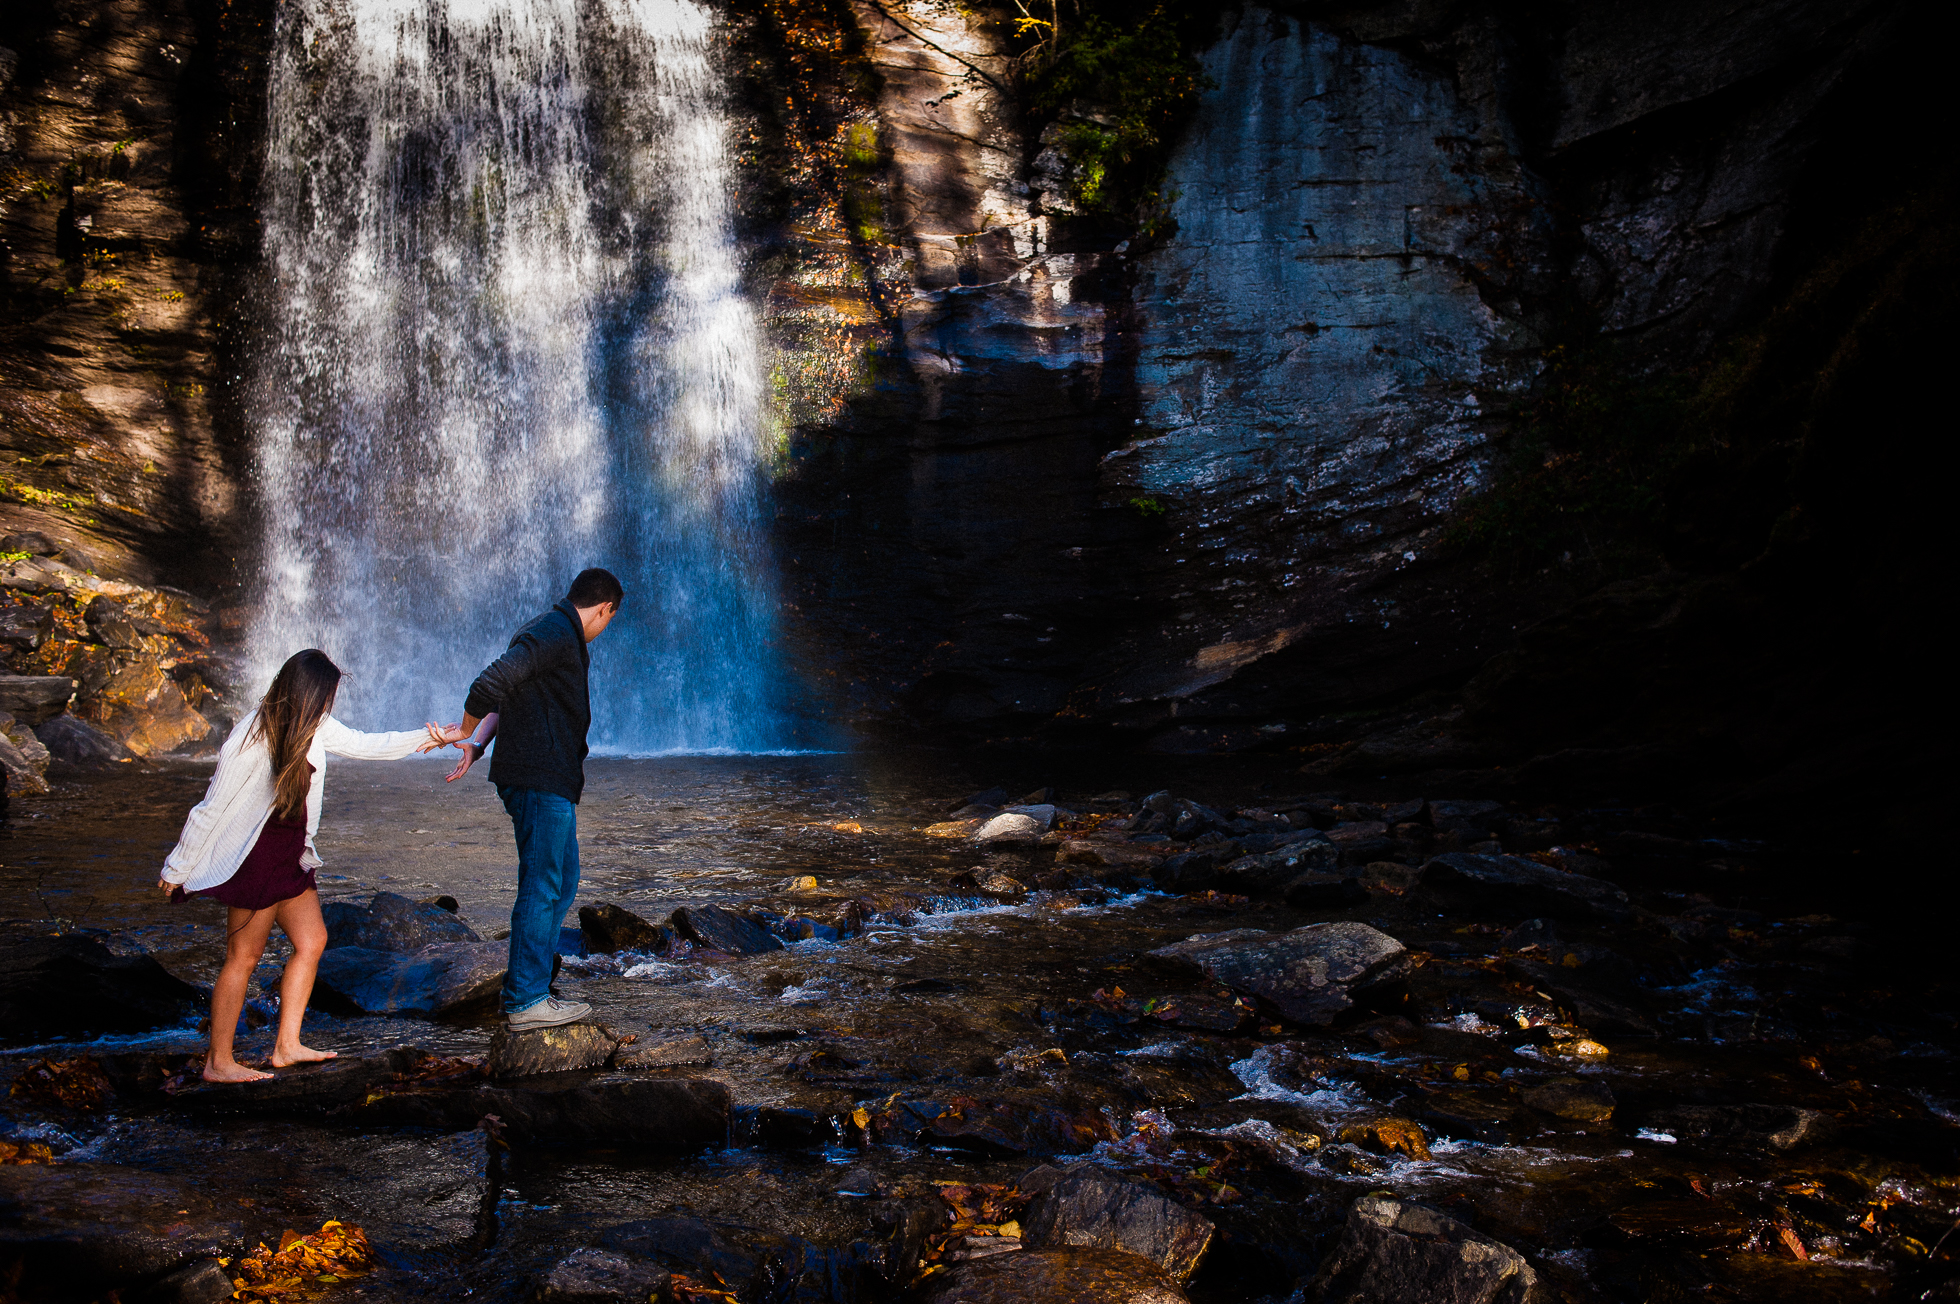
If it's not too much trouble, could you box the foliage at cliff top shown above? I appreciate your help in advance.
[1015,1,1214,223]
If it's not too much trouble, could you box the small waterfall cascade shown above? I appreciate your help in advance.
[250,0,781,752]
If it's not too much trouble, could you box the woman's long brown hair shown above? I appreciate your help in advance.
[246,649,342,820]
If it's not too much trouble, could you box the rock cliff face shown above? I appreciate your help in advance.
[760,0,1942,810]
[0,0,1944,817]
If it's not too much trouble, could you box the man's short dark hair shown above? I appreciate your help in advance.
[567,568,624,608]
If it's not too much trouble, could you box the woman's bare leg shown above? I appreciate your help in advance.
[206,905,277,1083]
[270,889,337,1067]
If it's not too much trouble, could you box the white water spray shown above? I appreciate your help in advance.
[250,0,781,751]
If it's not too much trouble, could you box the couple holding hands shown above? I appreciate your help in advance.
[157,569,624,1083]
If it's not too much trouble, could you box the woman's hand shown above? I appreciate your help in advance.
[157,877,174,895]
[421,721,467,752]
[444,741,482,783]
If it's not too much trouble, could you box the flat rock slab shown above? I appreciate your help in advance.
[921,1247,1188,1304]
[167,1048,424,1115]
[535,1247,670,1303]
[1417,853,1629,918]
[313,940,508,1017]
[614,1033,714,1070]
[1025,1169,1214,1282]
[1059,841,1171,869]
[672,904,783,955]
[0,927,201,1040]
[354,1076,731,1150]
[1147,922,1412,1026]
[322,890,479,952]
[596,1215,884,1301]
[1308,1195,1537,1304]
[0,1162,255,1300]
[489,1022,622,1079]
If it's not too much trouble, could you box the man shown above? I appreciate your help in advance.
[442,568,622,1030]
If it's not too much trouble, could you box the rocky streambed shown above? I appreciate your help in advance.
[1,754,1955,1303]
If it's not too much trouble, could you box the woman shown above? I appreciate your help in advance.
[158,649,444,1083]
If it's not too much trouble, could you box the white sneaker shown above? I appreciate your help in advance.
[507,996,591,1030]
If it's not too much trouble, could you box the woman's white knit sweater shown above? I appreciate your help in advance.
[160,710,428,893]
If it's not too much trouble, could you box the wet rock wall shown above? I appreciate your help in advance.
[756,0,1945,819]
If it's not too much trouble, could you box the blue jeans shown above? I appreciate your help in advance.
[498,785,580,1014]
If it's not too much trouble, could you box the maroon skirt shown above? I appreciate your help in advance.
[173,804,315,911]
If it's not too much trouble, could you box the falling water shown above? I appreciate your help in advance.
[249,0,782,752]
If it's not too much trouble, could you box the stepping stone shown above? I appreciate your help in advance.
[488,1022,623,1079]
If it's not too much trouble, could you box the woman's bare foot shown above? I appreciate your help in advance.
[270,1045,339,1068]
[203,1060,274,1084]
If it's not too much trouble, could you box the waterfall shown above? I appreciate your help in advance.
[249,0,782,752]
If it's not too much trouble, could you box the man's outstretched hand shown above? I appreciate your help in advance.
[445,741,483,783]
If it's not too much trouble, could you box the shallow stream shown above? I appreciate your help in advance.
[3,753,1956,1302]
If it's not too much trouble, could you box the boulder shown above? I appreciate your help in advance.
[1146,922,1413,1025]
[356,1076,731,1149]
[920,1246,1188,1304]
[0,731,48,796]
[0,926,201,1039]
[614,1033,713,1070]
[84,596,156,649]
[1023,1169,1214,1282]
[534,1248,669,1304]
[321,891,481,952]
[0,675,76,726]
[0,603,54,652]
[1207,839,1339,896]
[578,902,670,953]
[1521,1077,1615,1123]
[1417,854,1629,918]
[312,941,508,1017]
[1645,1103,1834,1150]
[79,659,210,756]
[1307,1195,1538,1304]
[0,1163,254,1301]
[33,712,133,764]
[672,904,784,955]
[975,812,1044,848]
[488,1022,622,1078]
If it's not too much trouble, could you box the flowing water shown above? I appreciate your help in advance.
[249,0,779,752]
[4,757,1956,1302]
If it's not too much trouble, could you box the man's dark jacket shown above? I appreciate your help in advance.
[464,599,590,803]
